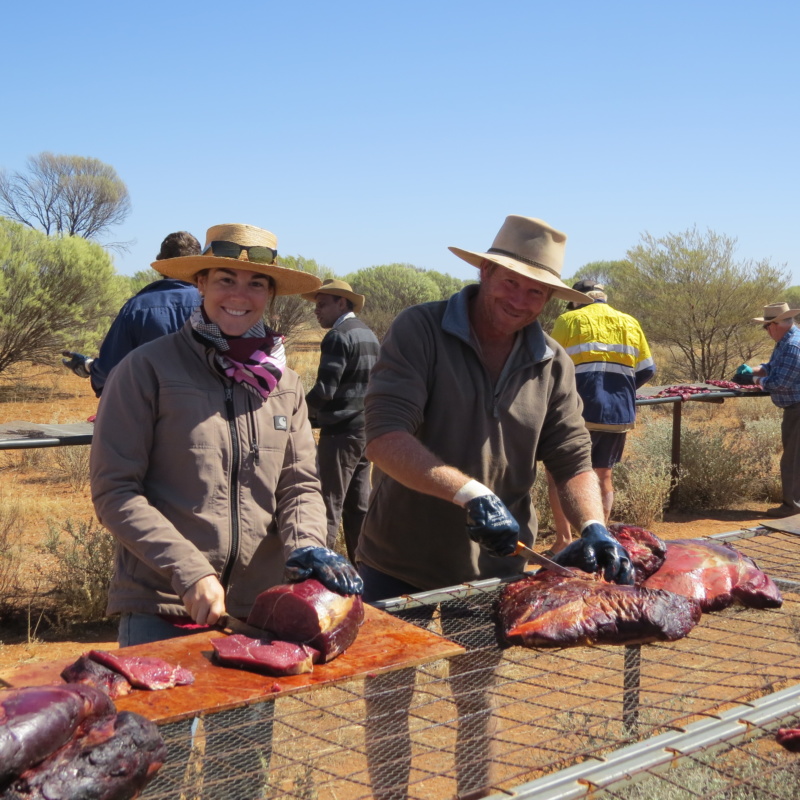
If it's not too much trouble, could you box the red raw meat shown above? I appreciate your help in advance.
[496,570,701,648]
[2,711,166,799]
[641,539,783,612]
[776,727,800,752]
[87,651,194,691]
[211,634,319,676]
[61,655,132,699]
[247,579,364,663]
[608,523,667,582]
[0,684,114,783]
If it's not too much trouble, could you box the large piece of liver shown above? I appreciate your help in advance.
[246,579,364,663]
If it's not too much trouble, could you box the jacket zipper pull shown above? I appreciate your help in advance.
[251,439,259,465]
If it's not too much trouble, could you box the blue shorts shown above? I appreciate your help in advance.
[589,430,627,469]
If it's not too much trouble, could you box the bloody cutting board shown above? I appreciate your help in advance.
[0,605,464,724]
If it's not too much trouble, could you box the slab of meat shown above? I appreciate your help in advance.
[61,655,132,700]
[776,727,800,752]
[0,684,115,784]
[247,579,364,663]
[86,651,194,691]
[640,539,783,612]
[496,571,702,648]
[608,523,667,582]
[1,711,166,800]
[211,634,319,676]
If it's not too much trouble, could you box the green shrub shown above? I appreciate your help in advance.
[613,459,673,527]
[0,493,23,621]
[742,415,783,502]
[40,518,114,624]
[610,418,674,526]
[50,444,91,490]
[673,423,773,510]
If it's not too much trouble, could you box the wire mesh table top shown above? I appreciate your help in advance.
[138,526,800,800]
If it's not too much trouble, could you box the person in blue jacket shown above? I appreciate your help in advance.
[546,280,656,551]
[61,231,203,396]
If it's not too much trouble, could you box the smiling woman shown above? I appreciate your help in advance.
[196,267,274,337]
[88,222,363,653]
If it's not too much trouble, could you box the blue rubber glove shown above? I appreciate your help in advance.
[464,494,519,557]
[61,351,93,379]
[734,364,753,377]
[552,522,634,585]
[284,546,364,596]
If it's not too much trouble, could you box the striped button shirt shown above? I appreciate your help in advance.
[760,325,800,408]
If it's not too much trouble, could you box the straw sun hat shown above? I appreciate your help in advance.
[448,215,590,305]
[301,279,366,314]
[155,223,323,296]
[751,302,800,325]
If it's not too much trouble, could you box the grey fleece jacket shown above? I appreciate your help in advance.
[357,285,593,592]
[90,322,327,619]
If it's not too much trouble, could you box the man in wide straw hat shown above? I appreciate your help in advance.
[301,279,380,562]
[357,215,632,797]
[737,302,800,518]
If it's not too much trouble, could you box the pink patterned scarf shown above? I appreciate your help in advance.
[190,307,285,399]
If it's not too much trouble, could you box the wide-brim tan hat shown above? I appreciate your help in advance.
[751,302,800,324]
[301,279,366,314]
[448,215,589,305]
[154,223,323,297]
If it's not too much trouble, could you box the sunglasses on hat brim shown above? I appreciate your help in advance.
[202,240,278,265]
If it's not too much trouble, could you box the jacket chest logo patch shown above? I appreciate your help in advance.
[274,415,288,431]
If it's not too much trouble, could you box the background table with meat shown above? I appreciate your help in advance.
[5,525,800,799]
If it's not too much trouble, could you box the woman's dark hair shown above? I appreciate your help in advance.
[156,231,201,260]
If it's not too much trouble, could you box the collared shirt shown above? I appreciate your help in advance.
[333,311,356,329]
[760,325,800,408]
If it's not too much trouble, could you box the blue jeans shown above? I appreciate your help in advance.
[117,613,209,647]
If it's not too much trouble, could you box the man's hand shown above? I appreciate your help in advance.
[61,351,94,379]
[734,364,754,377]
[552,522,634,585]
[285,546,364,595]
[463,494,519,557]
[182,575,226,626]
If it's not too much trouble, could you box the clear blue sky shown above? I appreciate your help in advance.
[2,1,798,285]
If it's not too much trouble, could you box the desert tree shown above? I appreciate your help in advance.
[624,227,787,382]
[0,153,131,242]
[0,219,126,373]
[345,264,444,341]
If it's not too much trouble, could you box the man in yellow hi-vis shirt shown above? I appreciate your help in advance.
[547,280,656,551]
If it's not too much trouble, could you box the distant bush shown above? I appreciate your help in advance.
[0,492,23,621]
[50,445,91,490]
[742,416,783,503]
[612,418,674,526]
[672,422,774,510]
[41,518,114,624]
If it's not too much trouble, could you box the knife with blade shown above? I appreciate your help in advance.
[216,615,272,639]
[512,541,580,578]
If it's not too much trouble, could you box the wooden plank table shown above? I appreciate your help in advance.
[0,605,465,724]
